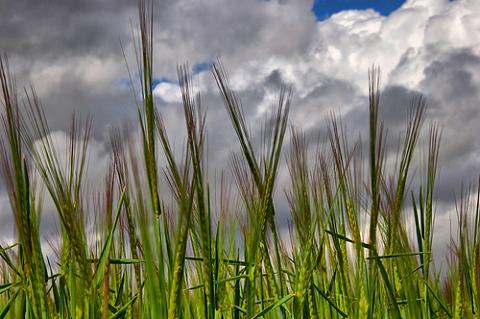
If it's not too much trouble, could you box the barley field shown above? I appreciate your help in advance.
[0,1,479,318]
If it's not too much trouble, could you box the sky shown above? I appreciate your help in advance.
[312,0,406,20]
[1,0,480,264]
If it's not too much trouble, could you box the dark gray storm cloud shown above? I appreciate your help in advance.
[416,48,480,203]
[0,0,136,58]
[1,0,316,133]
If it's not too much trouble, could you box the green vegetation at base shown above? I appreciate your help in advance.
[1,1,480,318]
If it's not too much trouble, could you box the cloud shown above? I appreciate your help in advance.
[1,0,480,263]
[154,82,183,103]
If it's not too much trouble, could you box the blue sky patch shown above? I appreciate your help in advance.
[312,0,406,21]
[151,63,210,89]
[192,61,211,74]
[113,77,177,91]
[152,77,177,87]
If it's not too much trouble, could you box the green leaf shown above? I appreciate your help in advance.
[0,282,19,295]
[215,274,248,285]
[425,281,452,318]
[315,287,348,318]
[0,289,19,319]
[109,296,137,319]
[93,190,125,288]
[366,252,430,260]
[0,243,17,254]
[252,293,294,319]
